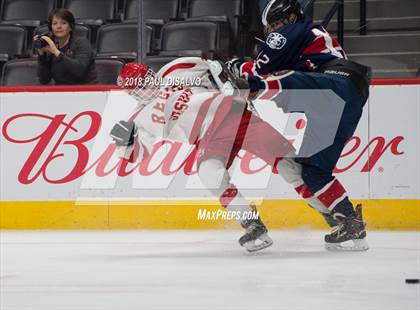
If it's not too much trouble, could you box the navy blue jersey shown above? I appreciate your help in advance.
[240,21,346,77]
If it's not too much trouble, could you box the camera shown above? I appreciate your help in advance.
[33,32,54,49]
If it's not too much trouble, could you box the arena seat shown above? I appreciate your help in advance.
[123,0,180,51]
[145,55,179,72]
[123,0,180,24]
[0,0,55,27]
[159,20,229,56]
[157,50,203,57]
[186,0,243,48]
[0,25,26,64]
[62,0,117,26]
[95,57,125,84]
[1,58,42,86]
[96,23,153,60]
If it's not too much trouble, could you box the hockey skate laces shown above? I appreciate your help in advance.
[331,223,345,234]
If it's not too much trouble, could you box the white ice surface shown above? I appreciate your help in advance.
[1,230,419,310]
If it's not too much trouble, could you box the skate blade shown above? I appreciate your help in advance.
[325,238,369,252]
[243,234,273,252]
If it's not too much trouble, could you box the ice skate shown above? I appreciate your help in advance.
[325,204,369,251]
[239,210,273,252]
[321,212,339,228]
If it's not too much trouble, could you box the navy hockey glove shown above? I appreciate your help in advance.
[110,120,138,147]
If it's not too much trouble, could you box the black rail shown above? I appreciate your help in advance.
[321,0,344,47]
[360,0,367,35]
[137,0,146,62]
[337,0,344,46]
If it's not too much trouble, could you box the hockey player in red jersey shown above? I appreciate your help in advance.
[110,58,295,252]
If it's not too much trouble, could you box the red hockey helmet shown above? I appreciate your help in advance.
[117,63,159,103]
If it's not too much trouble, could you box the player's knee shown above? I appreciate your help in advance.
[301,165,333,193]
[276,158,303,186]
[198,158,229,192]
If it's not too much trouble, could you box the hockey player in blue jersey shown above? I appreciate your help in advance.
[228,0,371,251]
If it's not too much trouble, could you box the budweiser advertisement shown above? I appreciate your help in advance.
[0,84,419,202]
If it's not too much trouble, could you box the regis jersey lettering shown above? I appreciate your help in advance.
[169,88,193,120]
[117,88,227,160]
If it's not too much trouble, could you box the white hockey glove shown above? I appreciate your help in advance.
[110,120,138,147]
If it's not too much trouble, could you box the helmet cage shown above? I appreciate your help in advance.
[117,66,160,104]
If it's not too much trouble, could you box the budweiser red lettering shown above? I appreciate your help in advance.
[2,112,404,184]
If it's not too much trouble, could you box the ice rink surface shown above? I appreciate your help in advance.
[1,230,419,310]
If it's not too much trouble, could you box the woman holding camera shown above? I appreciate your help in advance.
[34,8,98,85]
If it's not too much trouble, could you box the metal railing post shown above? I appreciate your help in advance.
[322,1,338,28]
[137,0,146,63]
[360,0,367,35]
[337,0,344,47]
[302,0,315,21]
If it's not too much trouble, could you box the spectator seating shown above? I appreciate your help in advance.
[315,0,420,33]
[123,0,180,51]
[96,23,153,60]
[145,55,178,72]
[0,0,55,27]
[62,0,117,26]
[0,0,417,79]
[159,20,229,56]
[123,0,180,24]
[314,0,420,77]
[0,25,26,65]
[1,58,41,85]
[1,57,125,86]
[95,57,125,84]
[345,32,420,77]
[186,0,243,49]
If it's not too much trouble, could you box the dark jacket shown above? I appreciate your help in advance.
[38,36,98,85]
